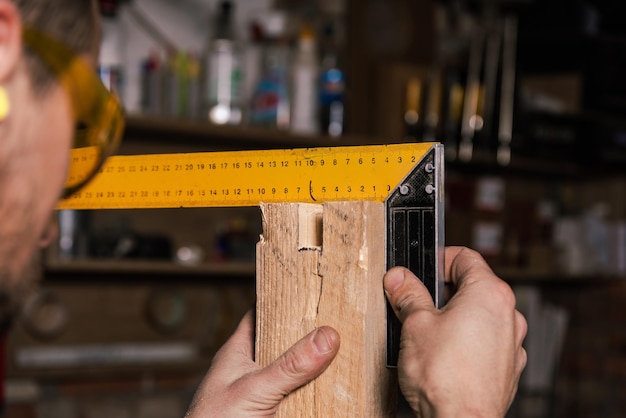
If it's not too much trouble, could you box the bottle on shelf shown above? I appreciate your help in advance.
[164,51,201,120]
[140,49,162,116]
[248,11,291,129]
[203,0,243,125]
[290,23,319,135]
[98,0,125,101]
[241,20,264,119]
[318,22,345,138]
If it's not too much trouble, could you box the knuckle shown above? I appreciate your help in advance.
[457,247,487,273]
[397,352,422,381]
[490,279,517,309]
[459,246,482,260]
[516,310,528,338]
[395,292,415,314]
[403,308,434,331]
[393,287,432,319]
[519,347,528,372]
[395,293,428,320]
[278,348,310,379]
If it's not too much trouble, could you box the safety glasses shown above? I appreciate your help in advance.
[22,27,124,199]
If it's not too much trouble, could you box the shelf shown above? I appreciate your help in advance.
[446,151,585,179]
[45,259,256,278]
[495,267,626,284]
[121,114,623,179]
[123,114,386,151]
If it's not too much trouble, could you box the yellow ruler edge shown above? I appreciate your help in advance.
[58,142,437,210]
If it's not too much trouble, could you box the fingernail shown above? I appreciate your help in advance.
[312,328,333,354]
[384,268,405,294]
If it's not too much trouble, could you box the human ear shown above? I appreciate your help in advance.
[0,0,22,83]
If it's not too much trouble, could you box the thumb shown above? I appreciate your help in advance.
[249,326,340,400]
[384,267,436,323]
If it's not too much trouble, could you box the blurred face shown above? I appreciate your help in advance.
[0,58,74,315]
[0,1,103,318]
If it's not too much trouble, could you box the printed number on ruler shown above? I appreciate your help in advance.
[59,143,436,209]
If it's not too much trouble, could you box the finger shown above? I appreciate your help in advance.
[518,347,528,377]
[514,310,528,376]
[383,266,436,323]
[212,310,255,365]
[199,311,258,392]
[445,246,499,290]
[515,310,528,348]
[443,246,466,283]
[246,326,340,398]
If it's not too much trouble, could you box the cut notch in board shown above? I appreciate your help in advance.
[298,204,324,250]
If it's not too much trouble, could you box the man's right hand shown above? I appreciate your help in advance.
[384,246,527,417]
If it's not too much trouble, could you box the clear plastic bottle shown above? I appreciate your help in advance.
[290,24,319,135]
[203,1,243,125]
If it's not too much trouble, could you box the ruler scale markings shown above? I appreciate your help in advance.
[59,143,435,209]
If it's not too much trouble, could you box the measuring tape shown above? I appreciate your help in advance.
[59,143,437,209]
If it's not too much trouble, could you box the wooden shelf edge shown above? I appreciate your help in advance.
[45,259,256,277]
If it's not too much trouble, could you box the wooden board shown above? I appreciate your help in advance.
[256,201,397,417]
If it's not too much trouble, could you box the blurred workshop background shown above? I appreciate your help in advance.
[4,0,626,417]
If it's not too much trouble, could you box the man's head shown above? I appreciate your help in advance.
[14,0,100,93]
[0,0,100,325]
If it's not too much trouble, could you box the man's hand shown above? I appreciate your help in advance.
[384,246,527,417]
[185,311,340,417]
